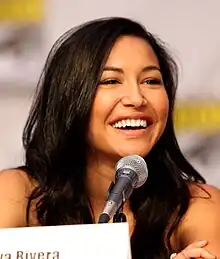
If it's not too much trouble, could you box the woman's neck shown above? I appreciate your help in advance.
[86,155,115,216]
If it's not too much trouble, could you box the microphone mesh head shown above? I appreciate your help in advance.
[115,155,148,188]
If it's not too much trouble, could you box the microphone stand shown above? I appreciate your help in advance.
[108,182,127,223]
[113,206,127,223]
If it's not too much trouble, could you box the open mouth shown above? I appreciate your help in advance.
[111,119,150,130]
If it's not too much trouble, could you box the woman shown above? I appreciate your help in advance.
[0,17,220,258]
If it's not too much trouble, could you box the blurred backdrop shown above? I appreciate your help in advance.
[0,0,219,185]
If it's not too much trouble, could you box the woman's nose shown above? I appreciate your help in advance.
[120,84,147,108]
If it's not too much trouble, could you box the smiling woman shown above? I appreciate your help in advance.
[0,17,220,259]
[88,36,168,160]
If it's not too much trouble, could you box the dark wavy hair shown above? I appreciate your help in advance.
[21,17,205,259]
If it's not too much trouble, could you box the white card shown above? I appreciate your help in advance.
[0,222,131,259]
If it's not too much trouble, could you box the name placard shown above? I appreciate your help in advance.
[0,223,131,259]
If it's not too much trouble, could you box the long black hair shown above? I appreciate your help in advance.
[21,17,205,259]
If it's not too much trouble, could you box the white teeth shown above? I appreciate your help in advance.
[136,119,141,127]
[131,119,136,127]
[112,119,148,129]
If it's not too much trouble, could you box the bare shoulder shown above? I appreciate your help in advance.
[0,168,35,228]
[178,183,220,253]
[189,182,220,200]
[0,168,34,190]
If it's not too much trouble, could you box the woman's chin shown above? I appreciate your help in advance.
[115,147,151,159]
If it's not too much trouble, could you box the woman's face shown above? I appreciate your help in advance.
[88,36,169,161]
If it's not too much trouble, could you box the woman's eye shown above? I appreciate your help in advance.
[99,79,120,85]
[143,78,162,85]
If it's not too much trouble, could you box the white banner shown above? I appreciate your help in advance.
[0,223,131,259]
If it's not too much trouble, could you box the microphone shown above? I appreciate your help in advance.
[98,155,148,223]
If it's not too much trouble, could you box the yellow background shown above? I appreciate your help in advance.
[175,101,220,132]
[0,0,44,22]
